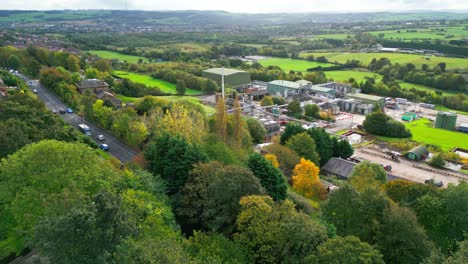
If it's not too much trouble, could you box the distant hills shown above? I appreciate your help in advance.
[0,10,467,26]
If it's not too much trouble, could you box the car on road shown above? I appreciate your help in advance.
[425,179,443,187]
[66,108,74,113]
[52,110,58,114]
[99,144,110,151]
[33,89,38,93]
[59,109,66,114]
[97,134,105,141]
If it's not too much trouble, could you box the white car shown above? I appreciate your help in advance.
[33,89,38,93]
[97,134,105,141]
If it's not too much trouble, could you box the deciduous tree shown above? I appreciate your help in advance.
[247,153,287,201]
[286,132,320,166]
[292,158,322,198]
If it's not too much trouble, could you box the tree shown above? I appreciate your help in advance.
[375,203,432,264]
[175,161,264,234]
[304,104,320,118]
[264,154,279,168]
[292,158,322,198]
[33,191,135,264]
[261,96,274,106]
[66,54,80,72]
[144,134,208,195]
[232,98,243,147]
[214,97,228,142]
[383,180,435,207]
[443,239,468,264]
[0,140,123,256]
[308,128,334,166]
[247,153,287,201]
[186,231,251,263]
[246,118,266,144]
[286,132,320,166]
[363,111,411,138]
[84,67,100,79]
[349,161,387,192]
[234,195,328,264]
[6,54,21,69]
[315,236,384,264]
[332,137,354,159]
[265,143,301,176]
[176,79,187,95]
[280,122,305,145]
[287,100,302,116]
[429,153,446,168]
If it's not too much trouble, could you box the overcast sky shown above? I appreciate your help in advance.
[2,0,467,13]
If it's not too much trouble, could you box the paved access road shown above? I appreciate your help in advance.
[17,74,139,162]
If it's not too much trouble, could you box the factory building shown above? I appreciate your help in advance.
[202,68,251,87]
[346,93,385,109]
[314,82,353,97]
[267,80,311,97]
[435,111,457,130]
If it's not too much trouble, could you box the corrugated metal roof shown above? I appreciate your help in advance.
[268,80,301,89]
[321,157,356,179]
[203,68,246,76]
[347,93,384,101]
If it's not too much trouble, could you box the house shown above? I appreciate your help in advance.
[78,79,110,94]
[405,145,429,161]
[321,157,356,180]
[96,90,122,108]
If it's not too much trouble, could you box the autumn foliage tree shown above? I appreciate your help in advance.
[214,96,228,142]
[264,154,279,168]
[232,98,243,147]
[292,158,324,199]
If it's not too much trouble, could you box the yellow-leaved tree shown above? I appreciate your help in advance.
[264,154,279,168]
[215,95,228,142]
[292,158,322,198]
[147,104,206,143]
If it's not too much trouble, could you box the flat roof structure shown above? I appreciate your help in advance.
[347,93,384,101]
[268,80,302,89]
[203,68,247,76]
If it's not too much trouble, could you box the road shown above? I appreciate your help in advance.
[17,74,139,162]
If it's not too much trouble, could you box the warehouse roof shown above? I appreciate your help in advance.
[311,86,335,93]
[406,145,429,160]
[203,68,246,76]
[268,80,302,89]
[347,93,384,101]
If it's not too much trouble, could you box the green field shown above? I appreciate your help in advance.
[299,52,468,70]
[404,118,468,151]
[90,50,148,64]
[258,57,334,72]
[369,27,468,40]
[116,95,214,115]
[114,70,203,95]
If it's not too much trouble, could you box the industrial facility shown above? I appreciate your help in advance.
[435,111,457,130]
[202,68,251,87]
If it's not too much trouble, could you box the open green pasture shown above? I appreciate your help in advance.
[368,27,468,40]
[113,70,203,95]
[404,118,468,151]
[116,95,214,115]
[89,50,148,64]
[299,52,468,70]
[258,57,334,72]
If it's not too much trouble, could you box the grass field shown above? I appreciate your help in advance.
[258,57,334,72]
[90,50,148,64]
[368,27,468,40]
[114,70,203,95]
[116,95,214,115]
[404,118,468,151]
[299,52,468,70]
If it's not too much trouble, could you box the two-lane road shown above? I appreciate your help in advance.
[18,74,139,162]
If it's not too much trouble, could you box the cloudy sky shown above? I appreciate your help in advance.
[2,0,467,13]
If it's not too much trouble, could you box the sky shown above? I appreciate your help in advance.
[1,0,467,13]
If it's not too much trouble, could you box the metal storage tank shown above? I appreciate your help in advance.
[435,111,457,130]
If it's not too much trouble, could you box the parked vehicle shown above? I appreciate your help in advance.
[78,124,92,136]
[59,109,66,114]
[33,89,38,93]
[425,179,443,187]
[97,134,105,141]
[66,108,74,113]
[99,144,109,151]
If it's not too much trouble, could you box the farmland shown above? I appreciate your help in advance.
[258,57,334,72]
[368,27,468,40]
[299,52,468,70]
[113,70,203,95]
[404,118,468,151]
[89,50,148,64]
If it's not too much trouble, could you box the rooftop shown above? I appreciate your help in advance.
[437,111,457,117]
[80,79,109,89]
[311,86,335,93]
[321,157,356,179]
[347,93,384,101]
[268,80,302,89]
[203,68,246,76]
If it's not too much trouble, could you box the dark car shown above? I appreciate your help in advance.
[99,144,110,151]
[59,109,66,114]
